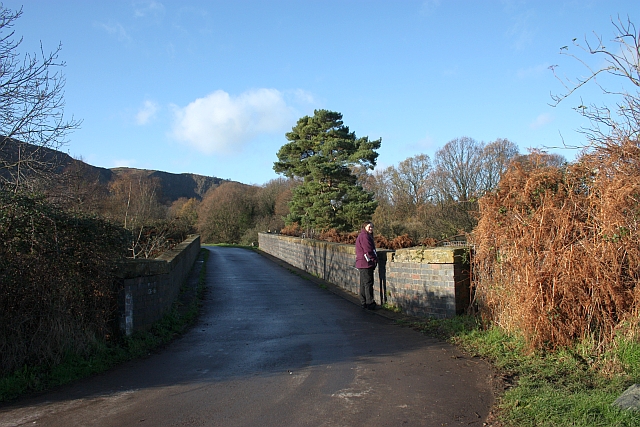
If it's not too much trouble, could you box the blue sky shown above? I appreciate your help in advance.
[4,0,637,185]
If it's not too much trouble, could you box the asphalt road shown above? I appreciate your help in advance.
[0,246,495,427]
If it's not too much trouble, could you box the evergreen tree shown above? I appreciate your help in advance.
[274,109,381,231]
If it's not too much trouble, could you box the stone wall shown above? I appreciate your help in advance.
[115,235,201,335]
[258,233,470,318]
[386,246,471,318]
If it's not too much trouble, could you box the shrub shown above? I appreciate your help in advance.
[471,145,640,351]
[0,191,129,376]
[280,222,302,237]
[128,217,194,259]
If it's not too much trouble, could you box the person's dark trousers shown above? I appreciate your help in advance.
[359,267,375,306]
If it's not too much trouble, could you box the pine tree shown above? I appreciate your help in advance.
[274,109,380,231]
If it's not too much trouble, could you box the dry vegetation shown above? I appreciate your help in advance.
[472,144,640,351]
[279,222,437,249]
[472,16,640,354]
[0,192,130,376]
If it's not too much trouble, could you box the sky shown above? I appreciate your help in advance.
[3,0,638,185]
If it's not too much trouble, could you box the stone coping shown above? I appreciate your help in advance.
[392,246,470,264]
[115,234,200,279]
[258,233,469,264]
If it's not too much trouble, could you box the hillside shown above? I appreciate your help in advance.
[0,138,231,203]
[110,167,227,203]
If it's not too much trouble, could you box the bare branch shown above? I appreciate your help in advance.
[0,5,81,192]
[550,16,640,148]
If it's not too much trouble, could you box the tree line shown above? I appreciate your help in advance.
[268,109,566,246]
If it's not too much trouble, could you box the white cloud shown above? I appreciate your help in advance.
[133,0,166,18]
[136,100,159,125]
[442,66,459,77]
[96,22,130,42]
[112,158,137,168]
[505,9,536,51]
[288,89,316,105]
[530,113,553,129]
[372,161,390,175]
[414,134,437,150]
[517,63,550,79]
[419,0,441,17]
[171,88,296,155]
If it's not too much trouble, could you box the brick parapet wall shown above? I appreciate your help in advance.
[258,233,470,318]
[115,235,201,335]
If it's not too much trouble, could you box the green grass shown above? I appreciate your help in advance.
[409,316,640,427]
[0,248,209,403]
[382,302,403,313]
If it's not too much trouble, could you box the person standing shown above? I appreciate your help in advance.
[355,221,378,310]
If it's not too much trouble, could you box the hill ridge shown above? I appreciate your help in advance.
[0,138,234,203]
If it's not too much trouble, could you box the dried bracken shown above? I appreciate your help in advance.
[471,143,640,350]
[277,222,426,250]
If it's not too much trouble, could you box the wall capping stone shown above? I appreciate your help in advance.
[392,246,470,264]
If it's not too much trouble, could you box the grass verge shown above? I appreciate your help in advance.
[0,248,209,403]
[408,316,640,426]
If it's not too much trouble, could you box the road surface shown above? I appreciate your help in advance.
[0,246,495,426]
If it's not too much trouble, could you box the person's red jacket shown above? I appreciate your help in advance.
[355,228,377,269]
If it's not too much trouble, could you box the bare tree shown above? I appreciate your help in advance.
[102,171,168,258]
[480,138,520,193]
[550,16,639,149]
[389,154,434,206]
[106,172,164,230]
[168,197,199,225]
[360,168,390,205]
[253,177,292,220]
[44,157,108,213]
[0,6,81,192]
[361,168,395,237]
[197,182,257,244]
[513,149,567,170]
[433,137,485,203]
